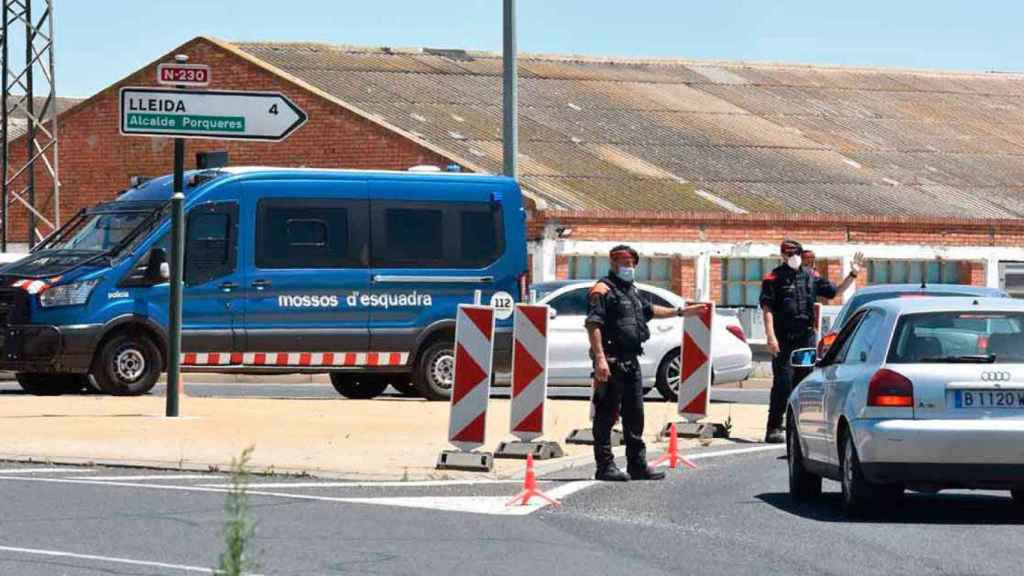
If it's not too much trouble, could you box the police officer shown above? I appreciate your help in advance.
[586,245,703,481]
[760,240,863,443]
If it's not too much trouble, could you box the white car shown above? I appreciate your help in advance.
[787,297,1024,516]
[513,280,752,400]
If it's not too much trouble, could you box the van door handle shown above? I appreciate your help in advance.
[219,281,239,292]
[251,279,272,291]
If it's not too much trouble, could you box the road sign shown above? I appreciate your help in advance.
[119,87,307,141]
[156,63,210,87]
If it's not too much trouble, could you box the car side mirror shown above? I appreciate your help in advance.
[145,248,169,283]
[790,348,817,368]
[548,308,558,319]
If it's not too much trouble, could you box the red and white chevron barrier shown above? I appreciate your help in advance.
[447,304,496,452]
[510,304,549,441]
[678,302,714,421]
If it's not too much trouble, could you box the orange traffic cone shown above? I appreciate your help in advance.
[650,423,697,470]
[505,453,560,508]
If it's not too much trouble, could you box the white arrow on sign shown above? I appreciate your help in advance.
[119,87,307,142]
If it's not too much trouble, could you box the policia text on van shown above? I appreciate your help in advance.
[0,167,527,400]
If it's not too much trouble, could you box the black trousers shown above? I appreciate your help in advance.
[593,358,647,472]
[767,330,817,432]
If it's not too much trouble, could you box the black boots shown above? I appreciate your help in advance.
[595,466,630,482]
[765,428,785,444]
[627,465,666,481]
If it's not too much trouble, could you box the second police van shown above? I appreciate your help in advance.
[0,167,527,400]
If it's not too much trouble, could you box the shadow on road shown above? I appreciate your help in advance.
[758,491,1023,525]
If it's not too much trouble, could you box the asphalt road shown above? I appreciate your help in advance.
[0,446,1020,575]
[0,381,771,404]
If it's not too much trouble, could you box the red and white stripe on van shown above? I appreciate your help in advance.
[181,352,409,367]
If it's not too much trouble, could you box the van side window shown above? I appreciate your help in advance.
[371,201,504,269]
[384,208,443,262]
[185,202,237,285]
[257,199,361,269]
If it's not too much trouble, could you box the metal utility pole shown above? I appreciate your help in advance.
[502,0,517,179]
[0,0,59,251]
[165,54,189,418]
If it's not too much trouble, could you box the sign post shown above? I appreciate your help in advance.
[120,55,307,417]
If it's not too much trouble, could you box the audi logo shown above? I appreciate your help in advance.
[981,371,1012,382]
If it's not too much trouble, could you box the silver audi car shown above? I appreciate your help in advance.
[786,296,1024,516]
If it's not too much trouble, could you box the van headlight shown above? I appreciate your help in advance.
[39,279,99,308]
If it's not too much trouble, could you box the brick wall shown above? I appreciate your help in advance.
[672,257,696,300]
[4,37,453,239]
[555,255,569,280]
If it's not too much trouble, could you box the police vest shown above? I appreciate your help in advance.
[595,277,651,358]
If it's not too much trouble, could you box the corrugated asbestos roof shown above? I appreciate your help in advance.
[230,40,1024,218]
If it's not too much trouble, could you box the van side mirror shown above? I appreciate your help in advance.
[790,348,817,368]
[146,248,169,283]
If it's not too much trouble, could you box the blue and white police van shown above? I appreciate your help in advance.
[0,167,527,400]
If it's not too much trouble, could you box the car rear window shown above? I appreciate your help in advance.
[836,291,982,331]
[887,311,1024,364]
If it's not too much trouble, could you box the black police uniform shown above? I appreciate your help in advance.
[585,273,654,475]
[760,264,838,432]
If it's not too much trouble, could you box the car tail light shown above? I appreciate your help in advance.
[726,324,747,342]
[868,369,914,407]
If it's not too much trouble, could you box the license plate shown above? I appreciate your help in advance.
[955,390,1024,409]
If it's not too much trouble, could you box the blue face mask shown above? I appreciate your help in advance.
[616,266,636,283]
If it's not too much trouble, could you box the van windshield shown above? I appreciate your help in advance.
[39,202,167,257]
[888,311,1024,364]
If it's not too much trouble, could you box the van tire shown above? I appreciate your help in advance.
[330,374,389,399]
[414,340,455,401]
[91,331,162,396]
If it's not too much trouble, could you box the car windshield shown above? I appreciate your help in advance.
[887,311,1024,364]
[835,290,983,332]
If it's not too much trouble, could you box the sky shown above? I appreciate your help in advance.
[53,0,1024,97]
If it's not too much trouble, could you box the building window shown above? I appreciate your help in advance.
[566,255,673,289]
[721,258,777,307]
[868,260,962,285]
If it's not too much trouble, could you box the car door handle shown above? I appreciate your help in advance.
[219,281,239,292]
[251,279,272,291]
[657,324,673,332]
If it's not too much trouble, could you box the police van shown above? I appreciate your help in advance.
[0,167,526,400]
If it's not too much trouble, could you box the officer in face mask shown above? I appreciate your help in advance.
[586,245,704,481]
[760,240,863,443]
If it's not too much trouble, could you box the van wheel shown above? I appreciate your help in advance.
[91,331,162,396]
[414,340,455,401]
[330,374,388,399]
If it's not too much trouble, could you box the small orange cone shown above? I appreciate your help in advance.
[650,423,697,470]
[505,453,560,508]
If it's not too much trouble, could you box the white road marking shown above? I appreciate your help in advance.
[71,474,217,481]
[0,468,96,475]
[0,544,252,574]
[0,444,781,517]
[198,479,525,489]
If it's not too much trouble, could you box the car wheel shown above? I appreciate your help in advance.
[329,373,389,399]
[414,339,455,401]
[390,379,421,398]
[15,373,64,395]
[787,417,822,500]
[841,432,902,517]
[91,331,162,396]
[655,350,680,402]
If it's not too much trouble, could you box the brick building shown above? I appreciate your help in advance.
[8,36,1024,337]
